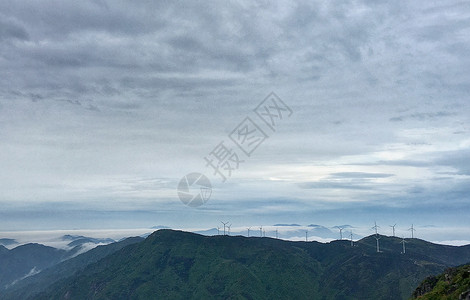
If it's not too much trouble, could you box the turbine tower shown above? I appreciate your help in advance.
[401,236,406,254]
[305,230,308,242]
[389,224,396,237]
[227,223,232,236]
[372,221,380,235]
[375,235,381,253]
[221,221,229,236]
[247,227,251,237]
[349,231,354,247]
[408,224,416,239]
[275,229,279,239]
[217,226,220,235]
[259,226,263,237]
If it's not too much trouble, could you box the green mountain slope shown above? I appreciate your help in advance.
[38,231,322,299]
[1,236,143,300]
[412,263,470,300]
[30,230,470,300]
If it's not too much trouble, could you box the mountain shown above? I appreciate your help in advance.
[151,225,170,229]
[0,239,17,247]
[60,235,119,259]
[193,224,339,240]
[33,230,470,300]
[60,234,115,248]
[308,224,336,238]
[318,235,470,299]
[0,243,70,290]
[412,263,470,299]
[193,228,219,236]
[1,236,144,300]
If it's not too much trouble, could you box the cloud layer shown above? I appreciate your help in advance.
[0,1,469,239]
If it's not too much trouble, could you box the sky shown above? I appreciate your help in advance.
[1,1,469,244]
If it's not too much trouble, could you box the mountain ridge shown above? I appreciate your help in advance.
[32,229,470,300]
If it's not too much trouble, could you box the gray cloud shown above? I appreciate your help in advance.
[389,111,457,122]
[435,149,470,175]
[329,172,394,179]
[298,182,371,190]
[0,0,469,238]
[0,15,29,41]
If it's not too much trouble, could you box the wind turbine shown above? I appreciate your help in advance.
[275,229,279,239]
[338,227,344,240]
[372,221,380,235]
[408,224,416,239]
[227,223,232,236]
[221,221,229,236]
[375,235,381,253]
[247,227,251,237]
[305,230,308,242]
[259,226,263,237]
[401,236,406,254]
[217,226,220,235]
[349,231,354,247]
[389,224,396,237]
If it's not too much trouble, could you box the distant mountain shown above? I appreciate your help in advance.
[0,233,132,295]
[191,224,339,239]
[193,228,218,236]
[307,224,336,238]
[66,238,115,248]
[33,230,470,300]
[0,239,17,247]
[60,235,115,247]
[412,263,470,299]
[150,225,170,229]
[1,236,143,300]
[0,243,69,290]
[332,224,353,229]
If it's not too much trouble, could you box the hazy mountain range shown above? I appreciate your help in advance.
[0,236,143,299]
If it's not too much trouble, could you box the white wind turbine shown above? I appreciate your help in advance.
[389,224,396,237]
[408,224,416,239]
[375,235,381,253]
[221,221,229,236]
[372,221,380,235]
[401,236,407,254]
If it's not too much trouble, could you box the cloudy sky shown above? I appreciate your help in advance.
[1,1,469,243]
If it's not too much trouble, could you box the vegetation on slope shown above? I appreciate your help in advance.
[34,230,470,300]
[412,263,470,300]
